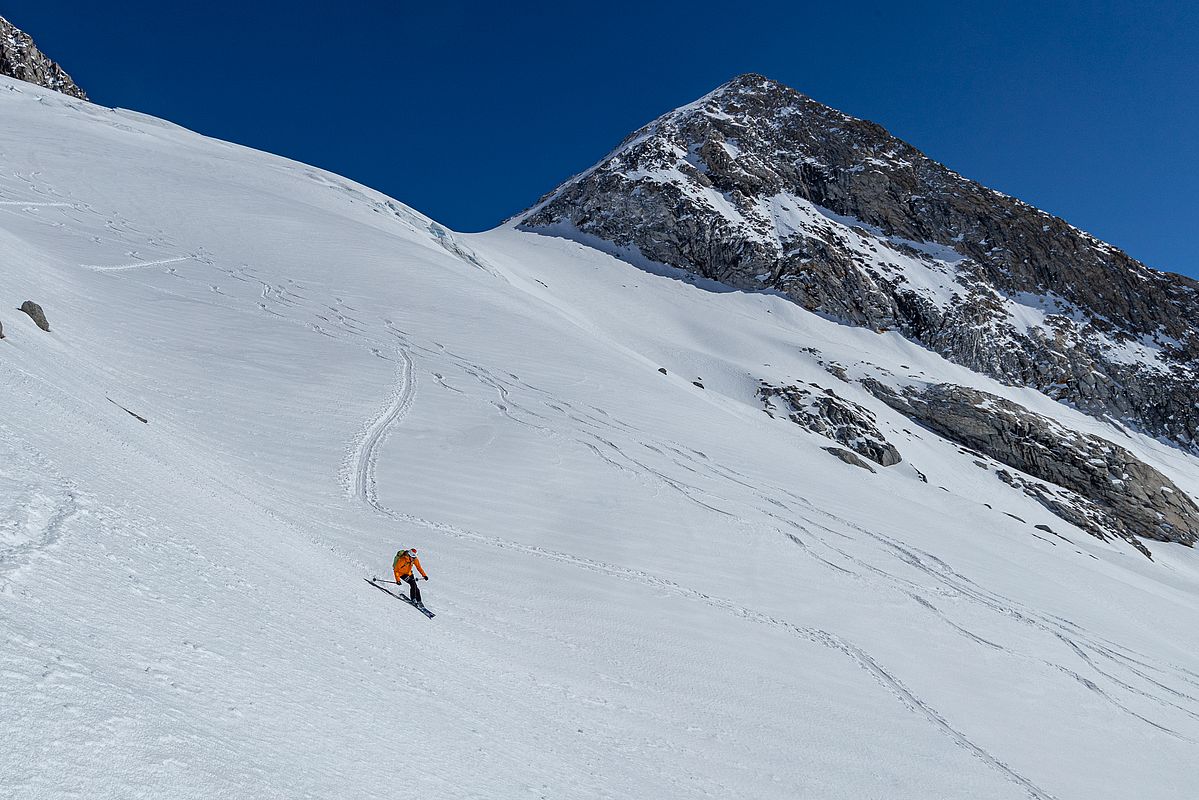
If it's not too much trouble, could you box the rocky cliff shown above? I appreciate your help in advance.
[0,16,86,99]
[519,74,1199,451]
[861,380,1199,551]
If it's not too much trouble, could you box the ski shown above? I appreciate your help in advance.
[364,577,435,618]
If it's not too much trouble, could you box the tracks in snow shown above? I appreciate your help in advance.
[349,345,417,510]
[0,200,78,207]
[347,337,1056,800]
[367,477,1059,798]
[0,421,84,579]
[81,255,197,272]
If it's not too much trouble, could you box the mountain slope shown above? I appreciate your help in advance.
[0,16,86,99]
[2,76,1199,799]
[519,74,1199,450]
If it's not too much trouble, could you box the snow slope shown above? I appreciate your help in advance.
[2,78,1199,799]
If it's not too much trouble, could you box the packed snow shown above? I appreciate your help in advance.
[2,77,1199,799]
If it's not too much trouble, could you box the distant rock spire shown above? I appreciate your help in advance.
[0,15,87,99]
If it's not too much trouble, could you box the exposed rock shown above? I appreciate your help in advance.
[863,380,1199,550]
[520,73,1199,451]
[20,300,49,331]
[0,319,4,339]
[0,16,87,99]
[760,382,901,466]
[822,447,876,473]
[825,364,849,383]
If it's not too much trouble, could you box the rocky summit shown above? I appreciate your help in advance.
[519,74,1199,451]
[0,16,87,100]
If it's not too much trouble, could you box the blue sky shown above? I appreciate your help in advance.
[7,1,1197,277]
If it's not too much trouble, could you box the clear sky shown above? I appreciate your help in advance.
[6,1,1196,277]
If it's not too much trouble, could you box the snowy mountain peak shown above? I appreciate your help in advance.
[0,16,87,99]
[519,75,1199,451]
[691,72,813,111]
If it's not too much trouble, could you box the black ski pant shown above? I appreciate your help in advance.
[400,573,422,604]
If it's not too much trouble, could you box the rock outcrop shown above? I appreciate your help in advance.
[760,382,901,467]
[863,380,1199,549]
[520,74,1199,451]
[0,16,87,99]
[822,446,877,473]
[20,300,49,331]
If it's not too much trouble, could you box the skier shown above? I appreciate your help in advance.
[393,547,429,606]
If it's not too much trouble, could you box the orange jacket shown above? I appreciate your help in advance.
[393,551,427,580]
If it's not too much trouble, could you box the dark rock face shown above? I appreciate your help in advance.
[863,380,1199,549]
[520,73,1199,450]
[760,382,901,467]
[0,16,87,99]
[20,300,49,331]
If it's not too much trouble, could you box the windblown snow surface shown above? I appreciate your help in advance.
[2,78,1198,800]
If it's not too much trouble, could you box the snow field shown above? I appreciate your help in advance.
[1,78,1198,799]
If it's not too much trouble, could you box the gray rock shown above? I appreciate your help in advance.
[0,319,4,339]
[863,379,1198,550]
[822,447,876,473]
[20,300,49,331]
[761,382,901,467]
[0,16,87,99]
[519,73,1199,451]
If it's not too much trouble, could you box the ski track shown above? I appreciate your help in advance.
[372,480,1060,799]
[0,200,77,207]
[391,327,747,518]
[779,501,1199,732]
[350,331,1057,800]
[81,255,196,272]
[349,345,417,508]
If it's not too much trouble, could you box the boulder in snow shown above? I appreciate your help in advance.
[20,300,49,331]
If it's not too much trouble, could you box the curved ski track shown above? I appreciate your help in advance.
[349,346,417,510]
